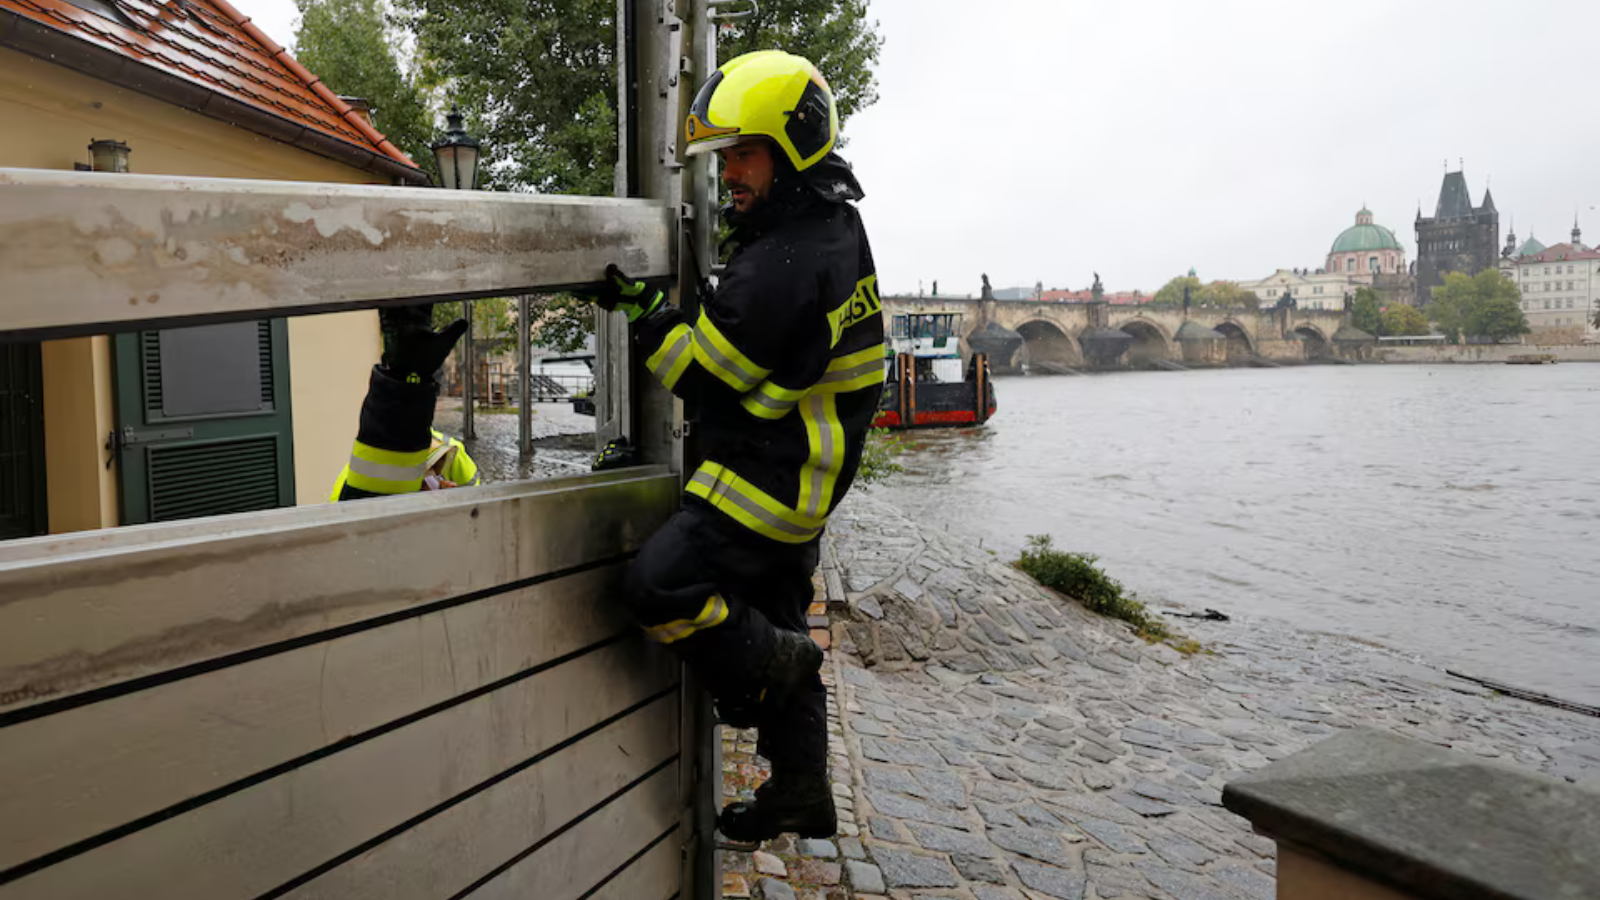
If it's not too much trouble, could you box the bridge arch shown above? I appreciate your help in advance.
[1294,324,1332,359]
[1213,320,1254,362]
[1116,317,1173,366]
[1015,319,1083,368]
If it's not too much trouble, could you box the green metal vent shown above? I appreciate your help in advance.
[148,437,280,522]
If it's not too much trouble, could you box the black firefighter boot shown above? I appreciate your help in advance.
[719,771,838,843]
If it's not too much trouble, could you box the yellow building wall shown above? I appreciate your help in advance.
[288,313,382,503]
[39,337,119,532]
[0,47,385,528]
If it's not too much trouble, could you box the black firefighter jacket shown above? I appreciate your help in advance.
[633,176,885,545]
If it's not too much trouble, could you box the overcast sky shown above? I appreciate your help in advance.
[248,0,1600,297]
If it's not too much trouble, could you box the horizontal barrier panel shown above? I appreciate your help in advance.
[0,470,679,714]
[0,565,630,872]
[587,826,683,900]
[0,168,674,340]
[279,695,679,900]
[460,765,681,900]
[1,640,677,900]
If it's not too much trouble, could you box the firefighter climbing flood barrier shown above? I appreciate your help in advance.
[0,0,725,895]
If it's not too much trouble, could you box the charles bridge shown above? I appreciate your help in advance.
[883,295,1366,371]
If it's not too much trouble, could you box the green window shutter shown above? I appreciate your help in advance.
[115,320,296,526]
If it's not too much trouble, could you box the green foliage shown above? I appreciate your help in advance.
[718,0,884,132]
[1152,277,1255,309]
[1152,276,1202,307]
[396,0,617,195]
[1429,270,1528,343]
[397,0,881,196]
[1351,287,1383,335]
[431,299,517,355]
[430,296,596,355]
[1202,280,1254,309]
[530,296,598,354]
[392,1,883,348]
[1015,536,1169,641]
[293,0,436,175]
[854,427,903,486]
[1380,304,1430,336]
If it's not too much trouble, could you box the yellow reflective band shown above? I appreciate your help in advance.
[814,345,888,394]
[687,462,826,544]
[646,324,694,390]
[353,441,434,470]
[797,393,844,519]
[825,275,882,347]
[644,594,730,644]
[328,466,350,502]
[693,310,770,392]
[344,441,429,494]
[740,379,808,420]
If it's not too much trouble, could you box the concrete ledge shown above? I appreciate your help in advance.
[1222,728,1600,900]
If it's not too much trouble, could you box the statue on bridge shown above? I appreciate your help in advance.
[1091,272,1104,303]
[1275,288,1298,311]
[981,273,994,302]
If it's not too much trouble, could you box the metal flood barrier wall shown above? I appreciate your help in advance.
[0,471,688,900]
[0,0,727,894]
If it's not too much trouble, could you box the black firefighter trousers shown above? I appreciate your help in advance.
[625,500,826,778]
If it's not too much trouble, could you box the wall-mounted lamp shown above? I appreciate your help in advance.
[88,138,131,173]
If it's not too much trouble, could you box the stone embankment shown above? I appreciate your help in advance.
[730,493,1599,900]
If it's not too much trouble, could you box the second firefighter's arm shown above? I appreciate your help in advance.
[336,367,440,500]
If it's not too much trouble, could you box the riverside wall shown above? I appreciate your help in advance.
[1375,343,1600,364]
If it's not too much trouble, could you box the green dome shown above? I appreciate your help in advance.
[1330,223,1404,254]
[1515,236,1546,257]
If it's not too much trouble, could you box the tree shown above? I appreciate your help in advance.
[432,296,592,354]
[1152,276,1203,307]
[1380,304,1430,336]
[294,0,436,175]
[1201,281,1254,309]
[396,0,884,346]
[1429,270,1528,343]
[396,0,883,195]
[1351,287,1382,335]
[718,0,883,131]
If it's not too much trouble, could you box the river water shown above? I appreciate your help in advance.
[873,364,1600,705]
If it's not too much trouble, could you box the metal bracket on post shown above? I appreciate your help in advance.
[706,0,757,19]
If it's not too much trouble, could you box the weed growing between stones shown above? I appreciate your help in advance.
[857,427,905,485]
[1015,535,1173,642]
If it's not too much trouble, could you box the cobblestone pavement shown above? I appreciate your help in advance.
[432,402,595,482]
[807,492,1600,900]
[720,588,891,899]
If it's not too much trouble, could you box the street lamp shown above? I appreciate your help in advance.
[431,108,483,438]
[430,108,481,191]
[88,139,131,173]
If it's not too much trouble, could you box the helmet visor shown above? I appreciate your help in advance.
[685,70,741,150]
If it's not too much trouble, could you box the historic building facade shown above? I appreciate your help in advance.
[1327,208,1407,278]
[1238,207,1413,310]
[1415,170,1499,305]
[1499,219,1599,344]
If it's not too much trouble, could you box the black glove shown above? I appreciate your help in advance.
[579,265,666,322]
[592,436,640,471]
[380,304,468,385]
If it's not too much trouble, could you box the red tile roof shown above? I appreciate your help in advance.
[1,0,425,180]
[1515,243,1600,263]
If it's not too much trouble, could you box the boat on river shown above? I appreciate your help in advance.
[874,310,998,429]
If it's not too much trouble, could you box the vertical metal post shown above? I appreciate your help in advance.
[615,1,721,896]
[518,295,533,455]
[462,299,476,440]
